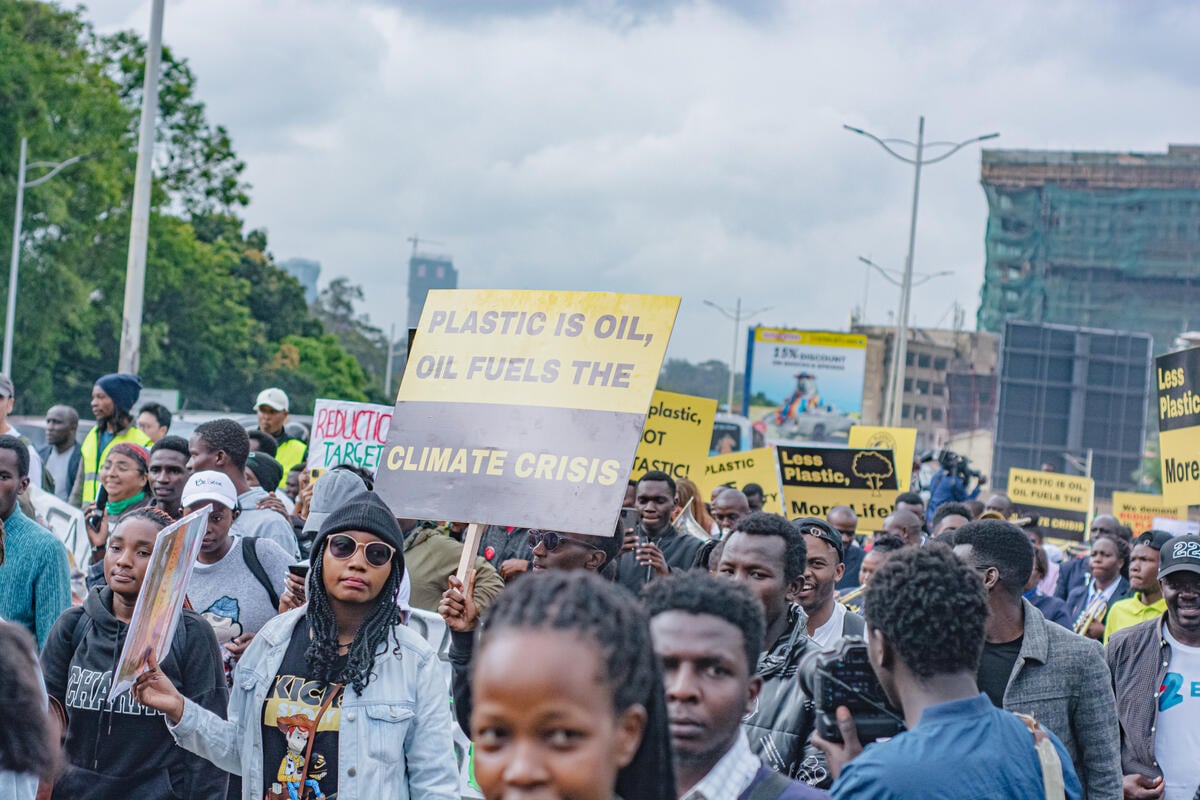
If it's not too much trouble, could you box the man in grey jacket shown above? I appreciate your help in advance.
[954,519,1121,800]
[715,511,824,786]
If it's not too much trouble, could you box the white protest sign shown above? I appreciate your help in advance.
[307,399,393,472]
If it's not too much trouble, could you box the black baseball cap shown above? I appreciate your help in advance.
[1134,530,1175,552]
[1158,535,1200,580]
[792,517,843,562]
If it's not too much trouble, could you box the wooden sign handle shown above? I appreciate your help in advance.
[456,523,484,587]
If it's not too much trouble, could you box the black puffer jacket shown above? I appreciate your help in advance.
[743,604,828,787]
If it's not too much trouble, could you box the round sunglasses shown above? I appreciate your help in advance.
[528,530,599,552]
[327,533,396,567]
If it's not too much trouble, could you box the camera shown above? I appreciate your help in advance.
[798,638,905,744]
[938,449,984,484]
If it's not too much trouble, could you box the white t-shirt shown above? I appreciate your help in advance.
[1156,628,1200,800]
[810,601,848,651]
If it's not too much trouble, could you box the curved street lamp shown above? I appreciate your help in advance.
[844,118,998,427]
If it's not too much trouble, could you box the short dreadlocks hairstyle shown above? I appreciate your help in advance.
[952,519,1034,595]
[729,511,807,585]
[194,418,251,470]
[863,543,988,680]
[643,571,764,674]
[478,571,676,800]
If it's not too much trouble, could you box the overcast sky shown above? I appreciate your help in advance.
[82,0,1200,365]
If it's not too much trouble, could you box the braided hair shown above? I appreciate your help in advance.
[115,505,176,531]
[304,539,403,695]
[477,571,676,800]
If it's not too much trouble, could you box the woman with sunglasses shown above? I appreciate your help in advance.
[132,493,459,799]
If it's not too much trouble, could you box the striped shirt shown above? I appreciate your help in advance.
[682,731,762,800]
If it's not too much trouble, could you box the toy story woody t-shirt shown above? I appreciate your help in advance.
[261,626,344,800]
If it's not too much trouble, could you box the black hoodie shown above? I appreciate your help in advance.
[40,586,229,800]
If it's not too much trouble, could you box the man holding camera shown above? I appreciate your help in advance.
[954,519,1121,800]
[813,545,1082,799]
[924,450,984,528]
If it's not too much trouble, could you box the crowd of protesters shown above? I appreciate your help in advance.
[0,370,1196,799]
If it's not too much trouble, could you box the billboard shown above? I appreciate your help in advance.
[743,327,866,444]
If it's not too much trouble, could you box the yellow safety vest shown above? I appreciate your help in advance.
[79,424,153,504]
[275,437,307,488]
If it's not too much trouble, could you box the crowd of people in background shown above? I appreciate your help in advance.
[0,369,1197,799]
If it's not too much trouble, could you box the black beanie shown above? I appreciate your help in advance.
[95,372,142,415]
[311,491,405,568]
[246,452,284,492]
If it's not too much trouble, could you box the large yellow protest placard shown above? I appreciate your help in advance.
[1111,492,1188,536]
[696,447,784,515]
[376,290,679,536]
[848,426,917,493]
[1008,468,1094,542]
[1158,346,1200,506]
[775,445,899,531]
[631,390,717,482]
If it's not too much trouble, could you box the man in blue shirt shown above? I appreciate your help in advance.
[813,544,1082,800]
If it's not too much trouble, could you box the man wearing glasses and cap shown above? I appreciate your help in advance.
[1107,534,1200,800]
[792,517,865,650]
[253,388,306,488]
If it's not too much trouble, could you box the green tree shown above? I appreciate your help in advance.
[263,333,371,411]
[1,1,370,414]
[313,277,389,401]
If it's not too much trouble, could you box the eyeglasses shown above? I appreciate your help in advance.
[327,533,396,567]
[528,530,598,553]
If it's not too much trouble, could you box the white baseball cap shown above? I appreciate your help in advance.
[253,387,289,412]
[181,470,238,510]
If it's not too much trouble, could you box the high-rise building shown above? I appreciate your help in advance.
[978,144,1200,354]
[279,257,321,305]
[408,252,457,329]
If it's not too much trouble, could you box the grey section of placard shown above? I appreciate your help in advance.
[374,401,644,537]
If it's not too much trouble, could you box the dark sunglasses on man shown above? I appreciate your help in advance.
[528,530,601,553]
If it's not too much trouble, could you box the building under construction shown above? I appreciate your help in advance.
[978,144,1200,353]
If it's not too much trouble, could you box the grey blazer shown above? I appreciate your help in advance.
[1000,599,1121,800]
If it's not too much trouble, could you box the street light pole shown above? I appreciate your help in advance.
[119,0,165,374]
[703,298,772,414]
[5,137,86,376]
[856,255,954,424]
[844,118,999,427]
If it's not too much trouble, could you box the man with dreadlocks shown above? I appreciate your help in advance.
[133,492,459,799]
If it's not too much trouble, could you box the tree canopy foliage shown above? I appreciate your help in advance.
[0,1,385,414]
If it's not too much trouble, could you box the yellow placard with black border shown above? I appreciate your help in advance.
[631,390,717,482]
[1007,467,1094,542]
[697,447,784,515]
[376,290,679,536]
[776,445,899,531]
[848,426,917,493]
[1157,346,1200,506]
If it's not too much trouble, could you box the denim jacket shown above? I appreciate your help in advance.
[166,607,459,800]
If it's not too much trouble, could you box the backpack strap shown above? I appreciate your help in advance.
[1014,713,1066,800]
[241,537,281,609]
[741,768,794,800]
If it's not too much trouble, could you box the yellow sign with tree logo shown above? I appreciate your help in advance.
[775,445,899,531]
[848,426,917,493]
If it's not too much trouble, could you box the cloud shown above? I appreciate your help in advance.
[83,0,1200,366]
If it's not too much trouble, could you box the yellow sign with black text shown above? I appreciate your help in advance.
[1008,468,1094,542]
[848,426,917,493]
[632,390,717,482]
[697,447,784,515]
[376,290,680,536]
[1157,346,1200,506]
[775,445,899,531]
[1111,492,1188,536]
